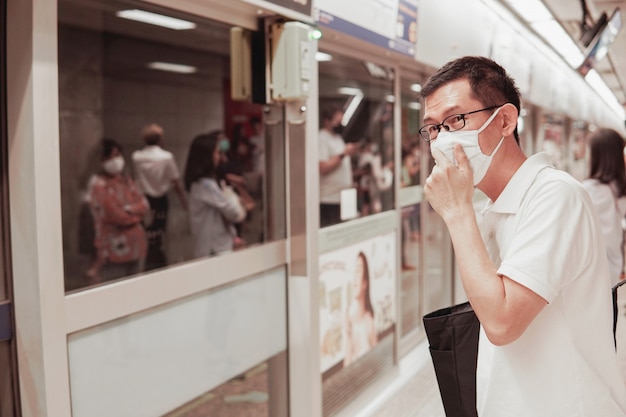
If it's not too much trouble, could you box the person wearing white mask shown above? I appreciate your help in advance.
[422,56,626,416]
[87,138,149,283]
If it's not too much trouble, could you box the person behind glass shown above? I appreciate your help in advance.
[249,116,265,175]
[421,56,626,416]
[344,251,377,366]
[132,123,188,272]
[184,130,254,258]
[319,105,359,227]
[582,128,626,286]
[87,138,149,283]
[216,130,253,247]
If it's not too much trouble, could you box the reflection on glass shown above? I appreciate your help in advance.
[423,155,454,313]
[400,203,421,337]
[184,131,256,258]
[133,123,189,272]
[85,138,148,284]
[58,0,281,292]
[398,76,424,338]
[318,53,395,228]
[162,360,284,417]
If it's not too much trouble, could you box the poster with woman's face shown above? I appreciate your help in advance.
[319,232,397,373]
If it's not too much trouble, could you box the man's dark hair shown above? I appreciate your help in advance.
[421,56,521,143]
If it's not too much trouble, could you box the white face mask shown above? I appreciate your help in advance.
[103,155,125,175]
[430,107,504,186]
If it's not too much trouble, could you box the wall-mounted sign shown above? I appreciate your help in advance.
[314,0,418,56]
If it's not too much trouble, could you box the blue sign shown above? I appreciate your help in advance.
[314,0,417,57]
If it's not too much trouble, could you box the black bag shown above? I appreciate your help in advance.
[423,301,479,417]
[425,286,625,417]
[613,280,626,348]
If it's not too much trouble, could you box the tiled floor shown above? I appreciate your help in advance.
[369,361,445,417]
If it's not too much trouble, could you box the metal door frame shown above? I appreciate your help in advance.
[0,0,20,414]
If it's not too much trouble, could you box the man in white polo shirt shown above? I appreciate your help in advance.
[318,105,359,227]
[132,123,188,271]
[422,56,626,416]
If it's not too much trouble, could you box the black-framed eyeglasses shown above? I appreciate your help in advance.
[418,105,503,142]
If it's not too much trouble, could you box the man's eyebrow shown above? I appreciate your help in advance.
[423,105,463,124]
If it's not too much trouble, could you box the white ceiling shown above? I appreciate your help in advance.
[539,0,626,109]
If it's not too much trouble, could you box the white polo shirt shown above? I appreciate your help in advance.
[476,152,626,417]
[319,129,352,204]
[132,145,180,198]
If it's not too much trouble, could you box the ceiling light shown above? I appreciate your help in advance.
[337,87,363,96]
[342,94,363,127]
[316,52,333,62]
[116,10,196,30]
[410,83,422,93]
[530,20,584,67]
[147,62,197,74]
[504,0,552,22]
[585,70,626,119]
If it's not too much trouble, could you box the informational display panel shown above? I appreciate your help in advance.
[314,0,418,56]
[319,232,397,373]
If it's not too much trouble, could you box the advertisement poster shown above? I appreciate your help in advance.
[314,0,418,56]
[319,232,396,374]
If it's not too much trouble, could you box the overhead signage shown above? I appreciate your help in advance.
[314,0,418,56]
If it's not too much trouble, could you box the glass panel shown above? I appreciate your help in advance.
[319,232,397,415]
[398,76,423,337]
[58,0,285,292]
[423,152,454,314]
[318,52,395,228]
[68,267,287,416]
[162,354,287,417]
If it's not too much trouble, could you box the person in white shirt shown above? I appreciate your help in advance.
[582,128,626,286]
[422,56,626,416]
[183,130,254,257]
[318,105,359,227]
[132,123,187,271]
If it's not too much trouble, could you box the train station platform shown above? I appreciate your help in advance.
[351,285,626,417]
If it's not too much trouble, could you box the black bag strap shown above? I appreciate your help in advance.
[612,280,626,348]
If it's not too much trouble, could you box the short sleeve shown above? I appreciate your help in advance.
[498,179,594,302]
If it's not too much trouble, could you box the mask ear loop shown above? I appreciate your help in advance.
[477,106,502,134]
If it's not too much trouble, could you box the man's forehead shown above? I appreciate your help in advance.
[423,81,478,121]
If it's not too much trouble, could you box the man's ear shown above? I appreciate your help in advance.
[500,103,519,137]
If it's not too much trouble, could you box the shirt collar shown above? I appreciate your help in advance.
[482,152,553,214]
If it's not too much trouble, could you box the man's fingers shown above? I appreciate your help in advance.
[430,148,451,167]
[454,144,471,172]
